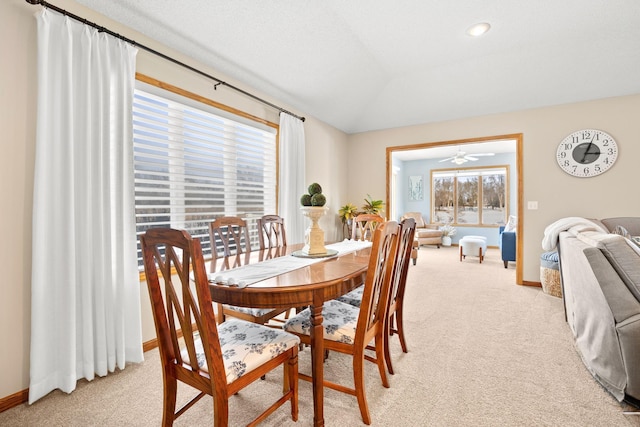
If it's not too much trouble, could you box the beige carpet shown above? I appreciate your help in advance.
[3,246,639,426]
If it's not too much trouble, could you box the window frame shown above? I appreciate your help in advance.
[430,165,510,227]
[133,74,279,277]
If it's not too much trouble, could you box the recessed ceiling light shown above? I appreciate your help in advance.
[466,22,491,37]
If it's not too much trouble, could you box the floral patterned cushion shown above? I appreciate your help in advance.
[182,319,299,384]
[224,304,279,318]
[283,299,359,344]
[335,285,364,308]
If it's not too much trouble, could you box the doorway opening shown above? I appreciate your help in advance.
[386,133,523,284]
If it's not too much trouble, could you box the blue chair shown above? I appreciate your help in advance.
[499,226,516,268]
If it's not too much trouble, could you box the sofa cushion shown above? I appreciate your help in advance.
[401,212,426,228]
[611,225,631,238]
[581,233,640,302]
[601,217,640,236]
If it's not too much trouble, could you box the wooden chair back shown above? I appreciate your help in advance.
[257,215,288,261]
[282,221,399,424]
[357,221,400,342]
[141,228,226,424]
[351,213,385,241]
[141,227,299,425]
[384,217,416,374]
[257,214,287,249]
[208,216,251,273]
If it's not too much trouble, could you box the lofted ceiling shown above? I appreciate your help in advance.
[74,0,640,135]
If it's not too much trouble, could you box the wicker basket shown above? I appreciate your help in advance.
[540,267,562,298]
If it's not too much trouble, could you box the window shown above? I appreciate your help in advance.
[432,166,508,226]
[133,82,277,266]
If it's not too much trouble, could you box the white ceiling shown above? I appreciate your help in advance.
[392,139,516,161]
[75,0,640,135]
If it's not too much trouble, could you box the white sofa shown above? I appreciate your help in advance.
[550,217,640,407]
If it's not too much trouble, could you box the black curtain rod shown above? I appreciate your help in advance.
[26,0,306,122]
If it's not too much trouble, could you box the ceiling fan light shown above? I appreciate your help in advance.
[453,157,466,165]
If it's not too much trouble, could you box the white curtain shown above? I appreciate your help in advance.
[29,9,143,404]
[278,113,306,244]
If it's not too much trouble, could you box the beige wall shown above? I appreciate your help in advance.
[2,0,639,405]
[1,0,349,401]
[347,95,640,281]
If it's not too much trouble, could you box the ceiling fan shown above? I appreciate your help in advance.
[438,149,495,165]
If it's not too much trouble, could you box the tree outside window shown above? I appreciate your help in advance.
[431,166,509,226]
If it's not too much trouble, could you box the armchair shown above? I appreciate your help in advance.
[400,212,443,248]
[499,226,516,268]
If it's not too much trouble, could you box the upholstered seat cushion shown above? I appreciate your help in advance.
[283,299,359,344]
[401,212,443,247]
[401,212,426,228]
[223,304,279,318]
[182,319,300,383]
[336,285,364,307]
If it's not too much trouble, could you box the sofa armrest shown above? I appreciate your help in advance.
[499,229,516,262]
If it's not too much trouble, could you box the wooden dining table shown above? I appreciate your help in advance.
[208,242,371,427]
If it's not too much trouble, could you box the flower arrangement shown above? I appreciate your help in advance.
[440,223,457,237]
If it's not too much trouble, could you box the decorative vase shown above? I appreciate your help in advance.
[442,236,452,247]
[300,206,329,255]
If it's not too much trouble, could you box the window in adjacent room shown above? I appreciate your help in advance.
[132,80,277,267]
[431,166,508,226]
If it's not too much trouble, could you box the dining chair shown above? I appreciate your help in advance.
[351,213,385,241]
[257,214,287,250]
[141,228,299,427]
[384,217,416,375]
[209,216,290,325]
[284,221,400,425]
[336,214,385,307]
[336,218,417,375]
[208,216,252,273]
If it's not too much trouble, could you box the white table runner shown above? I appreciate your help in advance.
[208,239,372,288]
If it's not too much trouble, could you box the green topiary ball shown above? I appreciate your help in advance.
[300,194,312,206]
[311,193,326,206]
[308,183,322,196]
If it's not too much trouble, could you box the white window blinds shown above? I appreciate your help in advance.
[133,86,277,265]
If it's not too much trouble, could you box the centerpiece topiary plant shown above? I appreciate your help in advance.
[300,182,326,207]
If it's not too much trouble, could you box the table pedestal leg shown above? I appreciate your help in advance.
[310,300,324,427]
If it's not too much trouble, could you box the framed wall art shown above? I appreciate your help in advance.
[409,175,423,201]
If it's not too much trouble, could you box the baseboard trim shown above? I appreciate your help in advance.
[142,337,159,353]
[522,280,542,287]
[0,389,28,414]
[0,338,160,414]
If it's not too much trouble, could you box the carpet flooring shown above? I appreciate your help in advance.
[2,246,639,426]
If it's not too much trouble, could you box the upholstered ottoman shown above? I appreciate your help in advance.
[459,236,487,263]
[540,251,561,297]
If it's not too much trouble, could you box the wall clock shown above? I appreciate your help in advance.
[556,129,618,177]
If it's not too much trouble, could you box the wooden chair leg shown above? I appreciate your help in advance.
[353,354,372,425]
[384,316,395,375]
[396,308,408,354]
[284,350,299,421]
[216,302,225,324]
[162,376,178,426]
